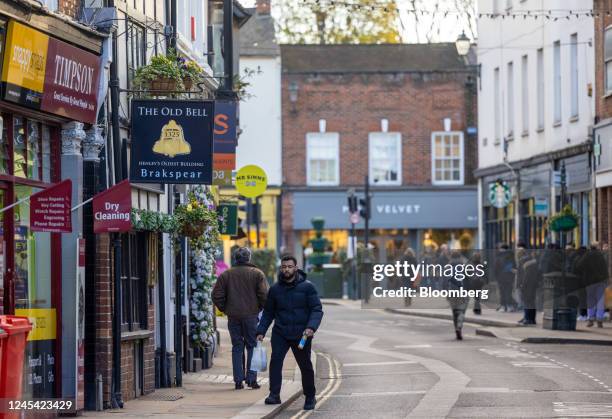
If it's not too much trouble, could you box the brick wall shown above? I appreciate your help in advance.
[282,72,478,187]
[96,233,113,408]
[595,0,612,120]
[58,0,80,18]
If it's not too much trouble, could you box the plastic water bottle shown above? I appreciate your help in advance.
[298,332,308,349]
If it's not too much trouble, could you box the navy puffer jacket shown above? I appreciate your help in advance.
[256,270,323,340]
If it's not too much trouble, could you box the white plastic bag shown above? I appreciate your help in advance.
[250,342,268,372]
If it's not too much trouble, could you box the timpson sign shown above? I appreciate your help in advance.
[1,21,101,124]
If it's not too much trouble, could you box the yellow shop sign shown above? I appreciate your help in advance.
[15,308,57,341]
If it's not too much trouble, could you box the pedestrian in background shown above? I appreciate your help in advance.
[212,247,269,389]
[576,242,608,328]
[446,250,469,340]
[257,255,323,411]
[468,252,487,315]
[518,250,540,325]
[495,244,517,312]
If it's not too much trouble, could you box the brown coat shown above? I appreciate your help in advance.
[212,263,269,319]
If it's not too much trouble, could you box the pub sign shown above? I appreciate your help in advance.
[130,100,214,184]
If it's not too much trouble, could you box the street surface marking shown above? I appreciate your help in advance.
[343,360,418,367]
[290,353,342,419]
[553,402,612,417]
[511,361,563,368]
[319,329,470,419]
[394,344,433,348]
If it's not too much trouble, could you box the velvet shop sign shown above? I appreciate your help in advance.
[30,179,72,233]
[130,100,214,184]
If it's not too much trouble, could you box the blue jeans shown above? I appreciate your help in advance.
[228,316,258,384]
[587,282,606,321]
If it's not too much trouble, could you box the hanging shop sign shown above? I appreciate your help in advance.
[213,100,237,152]
[1,21,101,124]
[130,100,214,184]
[218,202,238,235]
[488,180,512,209]
[235,165,267,198]
[92,180,132,233]
[30,179,72,233]
[213,153,236,186]
[534,198,549,217]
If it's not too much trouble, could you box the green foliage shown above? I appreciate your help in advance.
[131,208,178,234]
[275,0,402,44]
[549,205,579,232]
[133,53,183,87]
[251,249,278,283]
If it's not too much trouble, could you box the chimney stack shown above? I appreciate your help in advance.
[256,0,271,15]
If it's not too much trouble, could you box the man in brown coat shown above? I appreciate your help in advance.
[212,247,269,389]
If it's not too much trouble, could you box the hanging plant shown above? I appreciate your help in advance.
[174,192,219,238]
[131,208,178,234]
[133,53,183,94]
[188,186,221,351]
[548,204,579,232]
[179,57,204,91]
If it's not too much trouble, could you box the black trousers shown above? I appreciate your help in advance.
[269,331,316,398]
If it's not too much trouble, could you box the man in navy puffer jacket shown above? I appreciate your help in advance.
[256,254,323,411]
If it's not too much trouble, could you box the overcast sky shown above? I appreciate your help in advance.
[241,0,476,43]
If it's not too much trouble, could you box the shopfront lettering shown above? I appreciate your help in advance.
[342,203,421,215]
[140,168,203,180]
[52,55,95,95]
[12,45,44,73]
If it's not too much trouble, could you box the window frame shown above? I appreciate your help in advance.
[305,132,340,186]
[507,61,514,138]
[521,54,529,134]
[570,33,579,118]
[553,40,562,124]
[120,232,148,332]
[537,48,545,130]
[494,67,501,142]
[606,27,612,94]
[431,131,465,186]
[125,19,147,89]
[368,132,402,186]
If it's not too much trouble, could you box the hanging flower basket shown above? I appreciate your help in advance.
[149,77,177,92]
[549,205,579,232]
[180,223,207,238]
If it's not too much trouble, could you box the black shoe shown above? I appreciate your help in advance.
[235,382,244,390]
[246,381,261,389]
[473,308,482,315]
[304,396,316,410]
[455,329,463,340]
[517,318,526,325]
[265,394,281,405]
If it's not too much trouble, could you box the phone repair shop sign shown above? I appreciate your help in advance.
[130,100,214,184]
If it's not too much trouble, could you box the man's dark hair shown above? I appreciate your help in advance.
[234,247,251,264]
[280,254,298,266]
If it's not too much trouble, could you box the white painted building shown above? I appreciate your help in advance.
[237,0,282,186]
[476,0,595,249]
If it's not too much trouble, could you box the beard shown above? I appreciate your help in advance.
[281,271,296,281]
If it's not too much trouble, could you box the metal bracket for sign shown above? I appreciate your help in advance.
[118,79,225,96]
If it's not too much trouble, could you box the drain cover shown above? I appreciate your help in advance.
[142,389,184,401]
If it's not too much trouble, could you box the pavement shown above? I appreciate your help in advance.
[321,298,612,345]
[276,300,612,418]
[84,317,316,419]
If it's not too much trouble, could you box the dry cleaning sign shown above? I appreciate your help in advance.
[130,100,214,184]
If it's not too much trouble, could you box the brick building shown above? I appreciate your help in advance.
[280,44,479,263]
[594,0,612,248]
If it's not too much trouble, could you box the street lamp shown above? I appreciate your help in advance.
[288,81,299,113]
[455,31,471,57]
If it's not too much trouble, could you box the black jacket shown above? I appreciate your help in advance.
[256,270,324,340]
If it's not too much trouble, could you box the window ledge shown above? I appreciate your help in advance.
[121,330,153,342]
[506,134,514,141]
[494,138,501,146]
[521,130,529,138]
[603,92,612,99]
[569,115,579,123]
[536,127,545,133]
[553,121,562,128]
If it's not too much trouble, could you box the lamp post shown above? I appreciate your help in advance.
[455,31,481,89]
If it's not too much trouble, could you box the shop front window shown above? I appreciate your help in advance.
[121,233,148,331]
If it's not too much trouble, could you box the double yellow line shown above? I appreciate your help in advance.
[290,353,342,419]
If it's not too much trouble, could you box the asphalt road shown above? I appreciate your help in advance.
[275,302,612,419]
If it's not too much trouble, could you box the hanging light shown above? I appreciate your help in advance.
[455,31,471,56]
